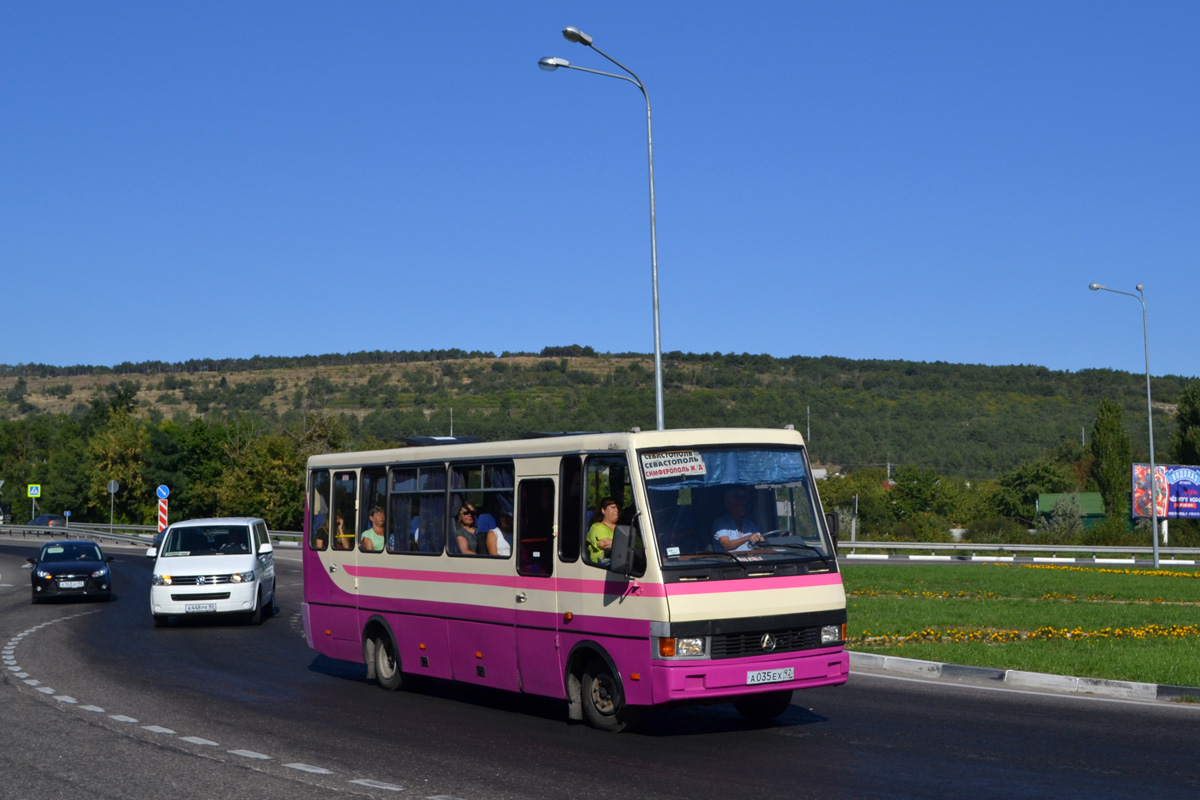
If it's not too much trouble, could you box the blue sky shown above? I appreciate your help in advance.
[3,2,1197,377]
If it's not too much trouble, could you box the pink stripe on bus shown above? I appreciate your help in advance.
[342,563,840,597]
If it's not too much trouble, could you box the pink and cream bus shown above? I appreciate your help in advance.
[302,427,847,731]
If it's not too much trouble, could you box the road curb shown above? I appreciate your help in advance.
[848,651,1200,702]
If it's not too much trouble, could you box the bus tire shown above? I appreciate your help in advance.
[733,689,793,724]
[581,663,634,732]
[374,634,403,691]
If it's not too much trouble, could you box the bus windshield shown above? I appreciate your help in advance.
[640,446,833,567]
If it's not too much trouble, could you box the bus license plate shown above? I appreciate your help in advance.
[59,580,85,589]
[747,667,794,685]
[185,603,217,613]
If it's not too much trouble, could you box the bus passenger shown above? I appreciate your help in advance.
[361,506,386,552]
[713,488,763,552]
[329,513,354,550]
[454,504,481,555]
[486,513,513,557]
[586,497,619,565]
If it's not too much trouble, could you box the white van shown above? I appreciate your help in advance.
[148,517,276,626]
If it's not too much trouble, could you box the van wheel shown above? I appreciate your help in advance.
[374,635,403,691]
[152,614,168,628]
[582,663,638,732]
[734,689,793,724]
[245,592,264,625]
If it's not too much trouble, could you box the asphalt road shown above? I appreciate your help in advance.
[2,539,1198,800]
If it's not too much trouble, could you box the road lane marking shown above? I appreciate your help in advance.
[180,736,219,746]
[351,779,403,791]
[284,763,333,774]
[143,725,175,734]
[228,749,272,760]
[109,715,138,723]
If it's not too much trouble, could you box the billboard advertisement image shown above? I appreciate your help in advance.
[1131,463,1200,519]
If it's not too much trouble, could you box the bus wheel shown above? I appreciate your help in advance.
[582,664,634,732]
[374,635,403,691]
[734,689,793,724]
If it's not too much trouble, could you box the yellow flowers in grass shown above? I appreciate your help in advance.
[851,623,1200,648]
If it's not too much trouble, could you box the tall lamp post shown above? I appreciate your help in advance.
[540,27,665,431]
[1089,283,1160,568]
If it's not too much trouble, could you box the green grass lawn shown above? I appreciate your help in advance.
[843,562,1200,687]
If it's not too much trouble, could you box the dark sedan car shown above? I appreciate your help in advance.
[28,540,114,603]
[28,513,67,527]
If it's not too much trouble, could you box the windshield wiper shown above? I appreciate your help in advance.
[757,538,833,566]
[665,548,749,573]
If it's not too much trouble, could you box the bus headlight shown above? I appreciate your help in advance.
[821,625,843,645]
[656,636,708,658]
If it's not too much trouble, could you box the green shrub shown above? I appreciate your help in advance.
[893,512,954,543]
[962,517,1033,544]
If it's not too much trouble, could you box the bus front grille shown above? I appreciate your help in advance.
[710,627,822,659]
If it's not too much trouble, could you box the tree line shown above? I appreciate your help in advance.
[1,349,1197,540]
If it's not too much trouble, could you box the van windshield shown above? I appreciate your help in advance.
[640,445,833,567]
[161,526,251,557]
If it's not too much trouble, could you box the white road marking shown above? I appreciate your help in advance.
[228,749,272,759]
[351,779,403,791]
[180,736,219,746]
[9,581,416,795]
[284,763,333,774]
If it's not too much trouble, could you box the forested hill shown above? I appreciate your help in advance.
[0,347,1191,480]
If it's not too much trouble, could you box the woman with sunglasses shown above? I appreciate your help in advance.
[454,503,482,555]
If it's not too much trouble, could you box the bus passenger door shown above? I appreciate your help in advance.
[514,475,562,697]
[320,469,360,645]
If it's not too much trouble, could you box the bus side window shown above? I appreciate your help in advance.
[332,471,358,550]
[309,470,331,550]
[517,479,555,577]
[559,457,582,563]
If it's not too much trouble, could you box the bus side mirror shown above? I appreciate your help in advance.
[609,525,635,576]
[825,512,840,548]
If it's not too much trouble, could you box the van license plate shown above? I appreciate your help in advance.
[747,668,794,685]
[59,580,85,589]
[185,603,217,613]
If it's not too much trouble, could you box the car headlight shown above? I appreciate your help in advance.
[152,574,172,586]
[35,569,51,580]
[92,567,109,578]
[821,624,844,645]
[230,570,255,583]
[656,636,708,658]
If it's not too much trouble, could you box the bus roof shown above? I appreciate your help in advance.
[306,427,807,469]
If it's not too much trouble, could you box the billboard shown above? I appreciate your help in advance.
[1131,463,1200,519]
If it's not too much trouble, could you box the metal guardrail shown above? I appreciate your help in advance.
[838,540,1200,561]
[0,524,302,548]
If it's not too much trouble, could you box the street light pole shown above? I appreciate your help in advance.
[539,27,665,431]
[1089,282,1160,568]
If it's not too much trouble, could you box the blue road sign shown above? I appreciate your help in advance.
[157,485,170,499]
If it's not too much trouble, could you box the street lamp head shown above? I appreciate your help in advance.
[562,26,593,46]
[538,57,570,72]
[1136,284,1144,292]
[1088,283,1104,291]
